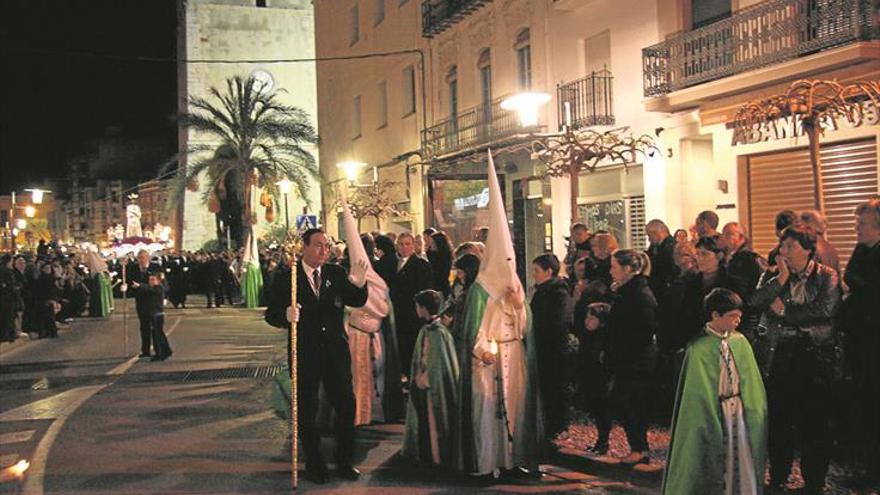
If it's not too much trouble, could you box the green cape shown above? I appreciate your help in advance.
[402,320,460,465]
[662,330,767,494]
[241,263,264,308]
[98,273,113,316]
[453,282,545,473]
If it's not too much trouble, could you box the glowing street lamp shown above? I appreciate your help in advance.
[24,205,36,218]
[25,188,50,205]
[501,92,551,127]
[276,178,292,230]
[15,219,27,230]
[337,161,367,184]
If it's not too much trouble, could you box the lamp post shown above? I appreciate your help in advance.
[501,92,659,221]
[276,179,292,231]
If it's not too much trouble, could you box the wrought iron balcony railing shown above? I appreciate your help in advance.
[642,0,878,97]
[421,95,522,158]
[557,68,615,130]
[422,0,490,38]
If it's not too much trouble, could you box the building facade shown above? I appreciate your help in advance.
[642,0,879,264]
[177,0,320,250]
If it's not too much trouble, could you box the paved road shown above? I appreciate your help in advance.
[1,297,656,494]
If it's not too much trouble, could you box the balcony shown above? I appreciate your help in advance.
[421,95,523,158]
[557,68,615,130]
[422,0,491,38]
[642,0,878,98]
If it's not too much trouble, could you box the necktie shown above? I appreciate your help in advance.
[312,268,321,298]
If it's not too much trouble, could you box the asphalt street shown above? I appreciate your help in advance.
[0,296,657,494]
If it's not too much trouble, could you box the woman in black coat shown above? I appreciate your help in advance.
[373,234,398,288]
[427,231,454,297]
[33,263,60,338]
[605,249,657,465]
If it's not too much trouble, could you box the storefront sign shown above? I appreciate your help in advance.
[454,188,489,210]
[731,100,879,146]
[578,199,626,244]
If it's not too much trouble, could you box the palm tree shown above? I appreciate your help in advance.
[173,75,319,247]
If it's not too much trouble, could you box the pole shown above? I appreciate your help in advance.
[122,261,129,357]
[227,226,232,250]
[804,118,825,212]
[9,192,16,252]
[284,192,290,232]
[570,161,580,222]
[290,251,299,489]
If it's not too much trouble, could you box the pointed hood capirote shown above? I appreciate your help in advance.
[341,197,389,330]
[475,150,522,301]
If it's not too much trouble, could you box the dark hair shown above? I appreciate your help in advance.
[779,224,818,257]
[571,222,588,233]
[697,210,719,230]
[360,233,375,259]
[374,234,395,258]
[695,234,724,254]
[431,231,454,260]
[854,198,880,227]
[704,288,743,318]
[423,227,437,237]
[532,253,560,277]
[611,249,652,277]
[414,289,443,316]
[0,254,11,266]
[775,209,798,233]
[453,254,480,288]
[302,228,324,246]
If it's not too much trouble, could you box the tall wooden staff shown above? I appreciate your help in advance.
[288,238,299,490]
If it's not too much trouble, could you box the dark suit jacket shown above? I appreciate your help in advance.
[128,262,161,316]
[266,261,368,368]
[390,255,433,334]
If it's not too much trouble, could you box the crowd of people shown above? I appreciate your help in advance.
[265,199,878,494]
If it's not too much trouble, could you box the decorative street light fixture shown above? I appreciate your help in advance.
[276,178,292,231]
[25,188,50,205]
[501,92,551,127]
[24,205,36,218]
[337,161,367,184]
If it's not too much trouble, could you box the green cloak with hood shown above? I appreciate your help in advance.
[662,329,767,494]
[453,282,545,474]
[402,319,460,465]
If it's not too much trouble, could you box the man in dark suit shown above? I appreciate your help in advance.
[124,249,161,358]
[720,222,767,339]
[267,228,369,484]
[390,232,433,376]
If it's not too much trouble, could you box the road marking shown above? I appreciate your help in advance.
[6,385,106,495]
[106,316,182,376]
[0,430,35,444]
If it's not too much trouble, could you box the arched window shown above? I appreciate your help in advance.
[514,28,531,90]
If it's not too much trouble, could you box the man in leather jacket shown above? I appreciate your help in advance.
[749,224,840,495]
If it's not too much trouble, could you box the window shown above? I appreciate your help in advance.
[256,0,267,6]
[349,4,360,46]
[514,29,531,90]
[377,81,388,128]
[691,0,730,29]
[399,0,408,5]
[352,95,362,138]
[374,0,385,26]
[402,65,416,116]
[477,49,492,133]
[446,66,458,119]
[584,30,611,73]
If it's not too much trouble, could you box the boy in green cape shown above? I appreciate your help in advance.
[402,290,460,466]
[662,288,767,495]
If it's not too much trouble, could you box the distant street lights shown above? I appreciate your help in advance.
[5,188,51,252]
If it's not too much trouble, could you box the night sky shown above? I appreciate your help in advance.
[0,0,178,193]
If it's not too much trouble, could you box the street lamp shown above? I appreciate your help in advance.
[276,178,292,230]
[25,188,51,205]
[337,161,367,184]
[24,205,36,218]
[501,92,551,127]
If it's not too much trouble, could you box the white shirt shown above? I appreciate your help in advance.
[397,255,410,272]
[302,262,323,296]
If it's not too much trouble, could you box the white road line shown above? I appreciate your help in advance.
[105,316,182,376]
[18,385,106,495]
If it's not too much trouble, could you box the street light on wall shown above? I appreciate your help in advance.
[337,161,367,184]
[501,92,551,127]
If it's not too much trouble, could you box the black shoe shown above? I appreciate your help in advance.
[139,353,151,358]
[304,465,328,484]
[336,465,360,481]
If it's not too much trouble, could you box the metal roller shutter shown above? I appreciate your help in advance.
[747,138,878,268]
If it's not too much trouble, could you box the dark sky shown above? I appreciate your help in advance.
[0,0,177,193]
